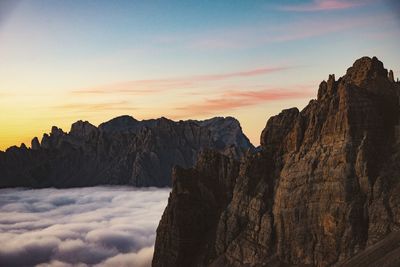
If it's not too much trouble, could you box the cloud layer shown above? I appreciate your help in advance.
[174,87,314,117]
[278,0,366,12]
[0,187,170,267]
[72,66,289,95]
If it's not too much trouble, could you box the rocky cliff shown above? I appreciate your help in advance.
[0,116,253,188]
[153,57,400,267]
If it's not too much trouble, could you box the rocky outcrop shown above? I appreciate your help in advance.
[0,116,253,188]
[153,150,241,267]
[153,57,400,267]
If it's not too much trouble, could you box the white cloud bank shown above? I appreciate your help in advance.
[0,186,170,267]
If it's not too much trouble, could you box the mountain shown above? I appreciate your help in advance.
[152,57,400,267]
[0,116,253,188]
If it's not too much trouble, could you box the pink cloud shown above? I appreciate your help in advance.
[190,67,288,81]
[174,87,314,118]
[72,66,289,95]
[278,0,367,12]
[55,101,137,113]
[266,18,367,42]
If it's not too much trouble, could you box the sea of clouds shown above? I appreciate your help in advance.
[0,186,170,267]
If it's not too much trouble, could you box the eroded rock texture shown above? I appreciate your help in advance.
[153,57,400,267]
[0,116,252,188]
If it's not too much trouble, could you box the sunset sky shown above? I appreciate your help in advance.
[1,0,399,150]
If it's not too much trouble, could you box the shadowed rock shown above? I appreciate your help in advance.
[0,117,253,188]
[31,137,40,150]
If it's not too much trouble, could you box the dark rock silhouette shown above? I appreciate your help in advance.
[31,137,40,151]
[389,69,395,82]
[0,116,253,188]
[153,57,400,267]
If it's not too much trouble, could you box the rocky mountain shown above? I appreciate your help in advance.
[152,57,400,267]
[0,116,253,188]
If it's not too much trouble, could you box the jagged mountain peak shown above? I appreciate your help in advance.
[98,115,139,132]
[317,56,398,101]
[70,120,97,137]
[346,56,387,80]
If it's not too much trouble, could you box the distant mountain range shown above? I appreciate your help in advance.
[0,116,253,188]
[152,57,400,267]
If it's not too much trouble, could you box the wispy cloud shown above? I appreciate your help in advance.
[187,15,380,50]
[54,101,137,113]
[278,0,367,12]
[174,87,313,117]
[72,66,289,95]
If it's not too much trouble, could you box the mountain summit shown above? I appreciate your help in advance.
[152,57,400,267]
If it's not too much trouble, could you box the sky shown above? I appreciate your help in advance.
[0,0,399,150]
[0,186,169,267]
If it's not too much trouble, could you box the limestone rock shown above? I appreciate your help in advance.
[153,150,240,267]
[152,56,400,267]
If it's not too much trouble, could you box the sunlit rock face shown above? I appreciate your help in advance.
[0,116,253,188]
[152,57,400,267]
[0,186,169,267]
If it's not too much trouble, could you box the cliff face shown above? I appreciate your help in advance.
[153,57,400,267]
[0,116,253,188]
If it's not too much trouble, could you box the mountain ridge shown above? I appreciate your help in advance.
[0,116,253,188]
